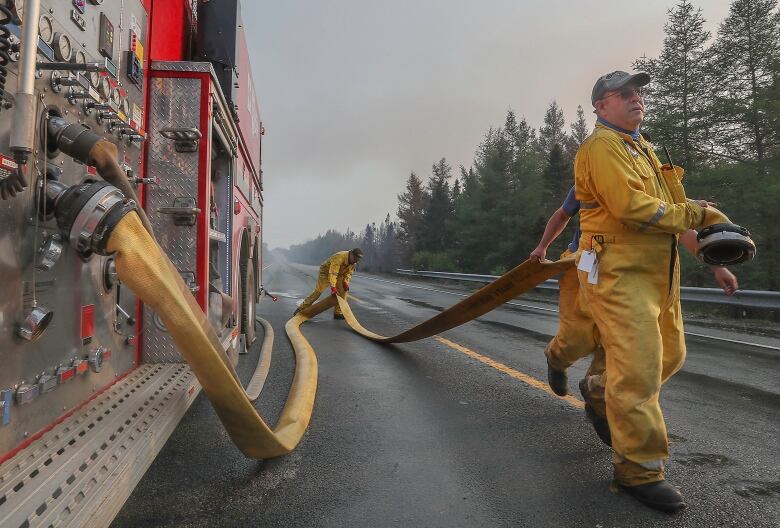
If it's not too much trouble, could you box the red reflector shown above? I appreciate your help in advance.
[58,368,75,383]
[102,349,112,359]
[87,166,97,175]
[81,305,95,342]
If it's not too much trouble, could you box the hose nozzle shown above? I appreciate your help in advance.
[697,223,756,266]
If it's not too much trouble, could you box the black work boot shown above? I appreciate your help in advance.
[619,480,686,513]
[579,379,612,447]
[333,313,345,320]
[547,359,568,396]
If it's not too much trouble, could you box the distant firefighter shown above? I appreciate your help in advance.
[295,248,363,319]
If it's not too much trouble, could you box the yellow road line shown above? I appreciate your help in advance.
[434,336,584,409]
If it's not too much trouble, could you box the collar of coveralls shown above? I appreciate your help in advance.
[596,117,642,142]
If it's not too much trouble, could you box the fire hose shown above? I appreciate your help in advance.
[40,117,756,459]
[105,210,573,457]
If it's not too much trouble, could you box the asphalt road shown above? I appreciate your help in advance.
[113,260,780,527]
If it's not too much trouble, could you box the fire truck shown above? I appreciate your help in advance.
[0,0,264,525]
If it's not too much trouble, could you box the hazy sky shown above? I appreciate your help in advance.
[245,1,733,248]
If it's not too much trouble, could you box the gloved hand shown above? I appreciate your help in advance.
[343,281,350,292]
[330,286,338,297]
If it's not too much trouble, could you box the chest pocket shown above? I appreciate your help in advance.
[626,142,658,190]
[660,165,687,204]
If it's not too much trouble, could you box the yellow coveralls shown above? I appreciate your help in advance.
[299,251,355,316]
[545,249,606,415]
[574,124,728,485]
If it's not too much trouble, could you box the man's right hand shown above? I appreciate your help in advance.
[529,246,547,262]
[711,266,738,295]
[330,286,339,297]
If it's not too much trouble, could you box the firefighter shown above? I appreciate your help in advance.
[295,248,363,319]
[573,69,733,512]
[531,188,738,449]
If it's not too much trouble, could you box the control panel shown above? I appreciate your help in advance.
[0,0,150,452]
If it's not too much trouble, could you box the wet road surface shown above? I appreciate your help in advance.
[113,260,780,527]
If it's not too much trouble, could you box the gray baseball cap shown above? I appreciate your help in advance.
[591,71,651,105]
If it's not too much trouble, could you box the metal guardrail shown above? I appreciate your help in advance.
[395,269,780,310]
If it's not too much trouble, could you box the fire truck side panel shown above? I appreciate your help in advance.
[0,0,151,457]
[235,13,262,186]
[141,71,206,363]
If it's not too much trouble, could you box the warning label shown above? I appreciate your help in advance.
[0,154,18,182]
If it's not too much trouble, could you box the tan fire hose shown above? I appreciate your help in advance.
[107,212,316,458]
[89,140,157,239]
[316,258,574,342]
[106,210,572,457]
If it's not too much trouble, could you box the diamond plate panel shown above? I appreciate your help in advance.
[152,61,217,75]
[143,76,203,363]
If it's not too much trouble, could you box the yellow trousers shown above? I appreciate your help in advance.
[545,251,606,416]
[577,234,685,485]
[300,271,349,315]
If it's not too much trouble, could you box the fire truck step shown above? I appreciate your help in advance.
[0,363,201,528]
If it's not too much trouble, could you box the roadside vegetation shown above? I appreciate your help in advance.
[285,0,780,290]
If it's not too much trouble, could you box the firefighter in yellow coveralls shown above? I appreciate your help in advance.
[530,190,737,449]
[572,70,734,513]
[295,248,363,319]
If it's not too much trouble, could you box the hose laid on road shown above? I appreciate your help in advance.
[107,210,572,458]
[245,317,274,401]
[296,257,575,343]
[107,212,317,458]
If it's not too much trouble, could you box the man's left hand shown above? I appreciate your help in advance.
[693,199,718,208]
[712,266,738,295]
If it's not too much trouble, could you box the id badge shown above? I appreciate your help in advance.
[578,250,596,273]
[587,260,599,285]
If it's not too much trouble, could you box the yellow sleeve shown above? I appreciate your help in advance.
[586,138,705,233]
[343,265,354,284]
[327,254,343,287]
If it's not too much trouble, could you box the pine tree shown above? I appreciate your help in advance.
[538,101,568,159]
[396,172,429,264]
[565,105,589,161]
[707,0,780,163]
[543,143,572,211]
[633,1,711,169]
[451,166,486,271]
[420,158,454,254]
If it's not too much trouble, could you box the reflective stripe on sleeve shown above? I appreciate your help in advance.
[639,201,666,232]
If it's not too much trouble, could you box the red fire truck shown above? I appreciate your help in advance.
[0,1,263,524]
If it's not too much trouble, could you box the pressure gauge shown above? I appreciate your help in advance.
[109,87,121,107]
[89,71,101,89]
[120,98,130,117]
[73,50,87,67]
[11,0,24,22]
[98,76,111,99]
[52,33,73,62]
[38,14,54,45]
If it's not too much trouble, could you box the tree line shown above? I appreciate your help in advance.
[286,0,780,290]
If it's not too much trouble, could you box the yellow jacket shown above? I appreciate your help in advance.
[575,124,705,236]
[319,251,355,287]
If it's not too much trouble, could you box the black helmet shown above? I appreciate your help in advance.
[350,248,364,261]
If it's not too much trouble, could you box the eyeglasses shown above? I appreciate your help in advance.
[601,87,645,101]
